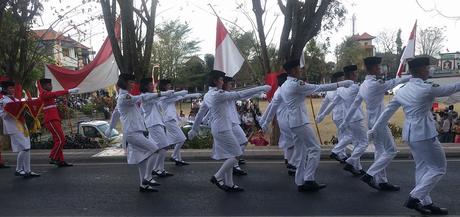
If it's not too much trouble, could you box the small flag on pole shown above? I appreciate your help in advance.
[214,18,245,77]
[396,21,417,77]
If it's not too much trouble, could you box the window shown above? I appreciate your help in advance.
[82,126,100,138]
[62,48,69,57]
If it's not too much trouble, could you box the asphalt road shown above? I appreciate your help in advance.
[0,158,459,216]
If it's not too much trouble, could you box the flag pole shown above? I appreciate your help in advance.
[310,96,323,145]
[208,4,262,85]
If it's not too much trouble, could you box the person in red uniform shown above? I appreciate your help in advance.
[39,79,79,167]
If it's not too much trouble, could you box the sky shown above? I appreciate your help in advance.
[35,0,460,62]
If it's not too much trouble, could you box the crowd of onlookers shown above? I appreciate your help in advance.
[434,105,460,143]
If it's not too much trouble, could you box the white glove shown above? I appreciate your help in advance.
[68,88,80,94]
[188,130,197,140]
[162,90,174,96]
[367,129,376,142]
[316,114,325,123]
[261,85,272,92]
[338,80,354,88]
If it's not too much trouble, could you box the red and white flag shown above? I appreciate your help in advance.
[214,18,244,77]
[44,19,121,93]
[396,21,417,77]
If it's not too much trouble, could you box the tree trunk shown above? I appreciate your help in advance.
[252,0,271,74]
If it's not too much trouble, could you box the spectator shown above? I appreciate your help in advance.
[453,119,460,143]
[439,112,452,143]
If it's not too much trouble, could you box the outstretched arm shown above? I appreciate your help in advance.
[41,90,69,100]
[316,95,341,123]
[431,82,460,98]
[383,75,411,91]
[370,99,401,131]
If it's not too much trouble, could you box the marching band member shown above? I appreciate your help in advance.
[39,78,79,167]
[340,57,409,191]
[188,70,270,192]
[0,81,39,178]
[368,57,452,215]
[279,59,353,192]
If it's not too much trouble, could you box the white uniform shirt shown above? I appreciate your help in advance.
[343,75,410,128]
[259,89,288,129]
[161,92,200,123]
[117,89,146,134]
[279,76,340,128]
[317,91,345,121]
[330,84,364,122]
[0,96,25,135]
[372,78,460,142]
[204,86,266,133]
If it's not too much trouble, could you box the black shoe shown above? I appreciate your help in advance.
[298,181,327,192]
[226,184,244,192]
[238,159,246,165]
[174,160,190,166]
[14,170,26,176]
[404,196,432,215]
[23,171,40,179]
[233,167,247,176]
[169,157,176,162]
[49,159,57,165]
[330,153,346,163]
[286,164,296,170]
[343,164,362,176]
[0,163,10,169]
[378,182,400,191]
[284,159,288,164]
[142,178,161,187]
[56,161,73,167]
[360,174,380,190]
[423,204,448,215]
[139,185,159,193]
[155,170,174,178]
[288,169,296,176]
[210,176,229,192]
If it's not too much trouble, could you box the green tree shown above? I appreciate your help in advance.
[303,39,329,83]
[152,19,200,80]
[335,37,367,72]
[175,56,207,91]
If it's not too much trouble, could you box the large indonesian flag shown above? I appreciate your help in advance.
[396,21,417,77]
[214,18,245,77]
[44,20,121,93]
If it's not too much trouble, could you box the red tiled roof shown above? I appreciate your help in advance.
[351,32,375,41]
[33,29,89,49]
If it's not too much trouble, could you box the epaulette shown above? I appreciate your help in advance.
[218,90,225,93]
[125,94,131,99]
[424,81,439,87]
[298,80,305,85]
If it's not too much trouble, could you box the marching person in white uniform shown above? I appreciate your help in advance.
[222,76,258,176]
[116,74,161,193]
[0,81,39,178]
[259,73,298,176]
[188,70,270,192]
[139,78,178,178]
[316,71,348,163]
[340,57,409,191]
[317,65,367,172]
[279,59,354,192]
[157,79,201,166]
[368,57,452,215]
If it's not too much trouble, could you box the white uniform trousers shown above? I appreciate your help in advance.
[291,124,321,185]
[366,125,397,183]
[408,137,446,206]
[331,119,348,159]
[148,125,169,149]
[339,120,367,170]
[125,132,159,165]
